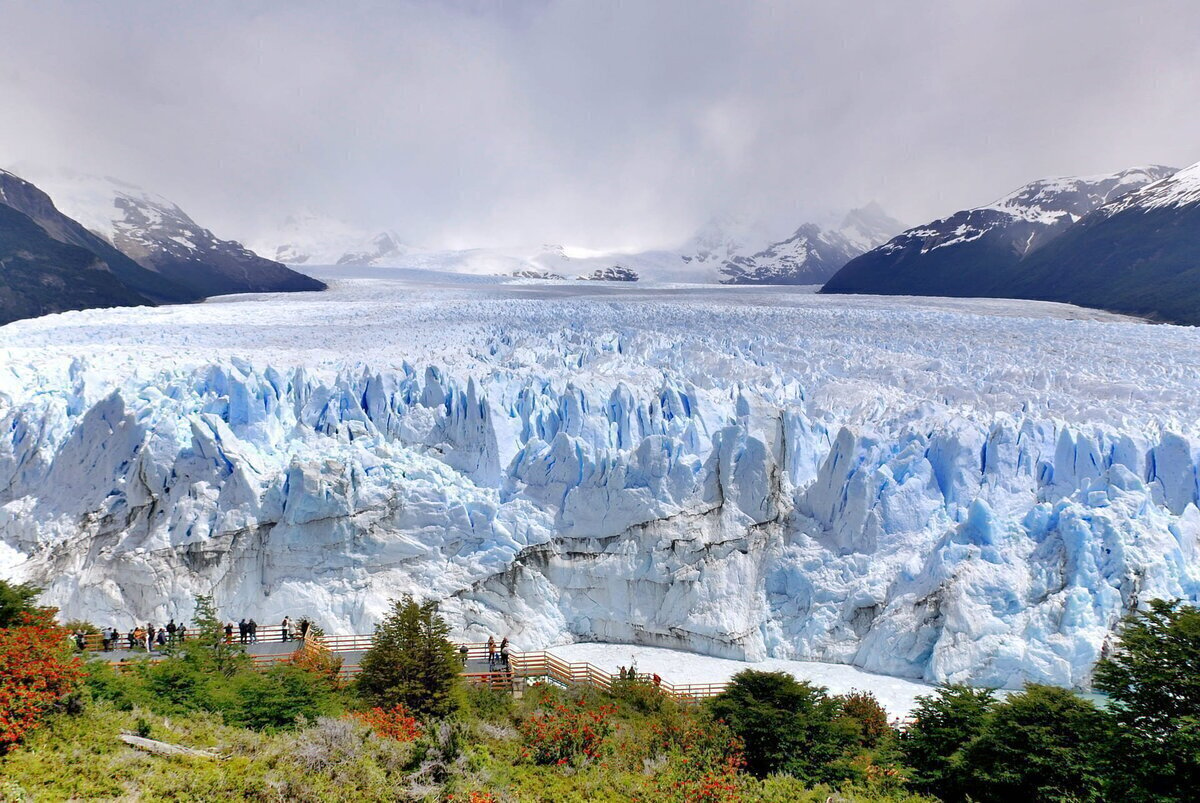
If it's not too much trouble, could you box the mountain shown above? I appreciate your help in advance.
[578,265,638,281]
[720,204,902,285]
[25,172,325,298]
[822,166,1176,297]
[0,170,196,303]
[335,231,408,266]
[0,201,151,324]
[1005,161,1200,325]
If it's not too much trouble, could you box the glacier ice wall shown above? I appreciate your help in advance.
[2,280,1200,689]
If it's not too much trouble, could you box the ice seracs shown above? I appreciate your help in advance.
[2,272,1198,692]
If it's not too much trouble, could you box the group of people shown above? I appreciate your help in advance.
[486,636,511,670]
[72,614,317,653]
[71,620,190,653]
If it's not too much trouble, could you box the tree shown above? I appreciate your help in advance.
[836,689,890,748]
[0,579,47,628]
[1093,599,1200,800]
[959,684,1106,803]
[901,684,995,800]
[176,594,245,674]
[707,669,856,782]
[356,596,460,718]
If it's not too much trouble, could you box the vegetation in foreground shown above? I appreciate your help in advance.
[1,585,1198,802]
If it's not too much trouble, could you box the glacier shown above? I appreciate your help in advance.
[2,268,1199,690]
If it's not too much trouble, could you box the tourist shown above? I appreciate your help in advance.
[248,618,258,643]
[100,628,111,652]
[127,628,137,650]
[299,618,310,640]
[238,618,248,644]
[224,622,234,644]
[145,624,154,652]
[73,631,86,651]
[618,666,627,680]
[499,639,510,671]
[487,635,496,668]
[166,619,177,644]
[652,673,661,687]
[156,628,167,647]
[459,643,469,666]
[177,623,187,642]
[281,616,291,642]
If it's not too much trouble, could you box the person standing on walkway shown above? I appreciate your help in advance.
[281,616,291,642]
[238,618,248,644]
[487,636,496,668]
[248,619,258,644]
[225,622,234,644]
[145,624,154,652]
[127,628,137,650]
[166,619,177,644]
[177,623,187,642]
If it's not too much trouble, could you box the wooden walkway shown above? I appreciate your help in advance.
[86,630,731,702]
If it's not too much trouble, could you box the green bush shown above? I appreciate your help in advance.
[958,684,1106,802]
[708,669,858,783]
[901,684,995,800]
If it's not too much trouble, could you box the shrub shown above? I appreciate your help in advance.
[648,714,747,802]
[352,703,422,742]
[610,675,673,715]
[520,698,616,766]
[0,611,84,753]
[357,596,461,718]
[707,669,856,782]
[959,684,1106,803]
[901,684,996,800]
[224,664,341,731]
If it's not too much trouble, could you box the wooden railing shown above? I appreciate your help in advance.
[88,631,731,702]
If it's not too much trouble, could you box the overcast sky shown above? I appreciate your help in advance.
[1,0,1198,250]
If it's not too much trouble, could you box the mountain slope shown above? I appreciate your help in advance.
[0,170,196,303]
[822,166,1175,297]
[720,204,901,285]
[1006,161,1200,324]
[26,172,326,298]
[0,202,150,324]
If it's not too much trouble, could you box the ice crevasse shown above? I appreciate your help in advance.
[1,346,1199,690]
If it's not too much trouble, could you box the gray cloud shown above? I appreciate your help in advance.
[1,0,1197,250]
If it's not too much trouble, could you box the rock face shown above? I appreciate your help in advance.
[719,205,901,285]
[0,201,150,324]
[2,276,1199,691]
[1007,161,1200,325]
[24,172,326,298]
[823,166,1175,298]
[578,266,639,282]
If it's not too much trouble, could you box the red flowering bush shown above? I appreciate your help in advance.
[520,698,616,766]
[0,611,83,753]
[647,716,747,803]
[350,703,422,742]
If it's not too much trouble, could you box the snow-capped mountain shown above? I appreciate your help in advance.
[0,169,196,305]
[0,185,150,324]
[23,171,325,298]
[3,270,1199,690]
[823,166,1175,297]
[678,213,775,269]
[1007,161,1200,324]
[578,265,639,281]
[335,231,409,266]
[720,204,901,285]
